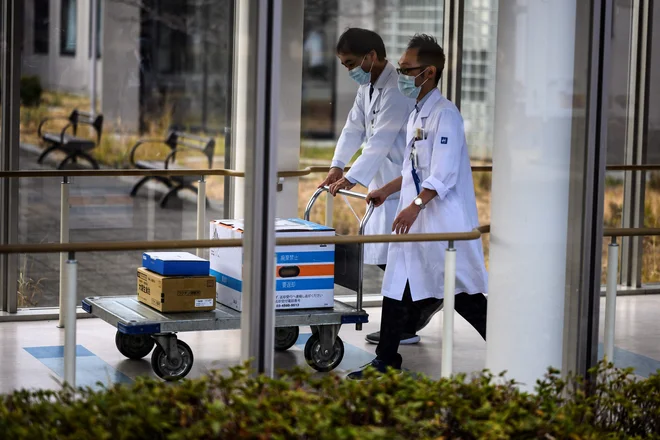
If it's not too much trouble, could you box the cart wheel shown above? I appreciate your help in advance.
[115,331,155,360]
[150,340,194,381]
[275,326,299,352]
[304,333,344,372]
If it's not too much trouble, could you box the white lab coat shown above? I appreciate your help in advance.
[381,89,488,301]
[332,62,415,265]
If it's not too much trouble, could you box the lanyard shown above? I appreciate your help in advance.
[409,115,426,195]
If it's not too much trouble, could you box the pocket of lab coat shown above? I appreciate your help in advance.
[413,140,433,171]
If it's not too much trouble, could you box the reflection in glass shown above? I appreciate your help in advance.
[17,0,232,308]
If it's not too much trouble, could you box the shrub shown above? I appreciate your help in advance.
[0,361,658,439]
[20,76,43,107]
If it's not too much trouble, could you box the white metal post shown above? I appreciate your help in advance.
[604,237,619,362]
[63,253,77,387]
[89,0,99,116]
[441,242,456,378]
[325,194,334,227]
[58,177,70,328]
[196,176,206,257]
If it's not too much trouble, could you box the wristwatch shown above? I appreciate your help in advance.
[413,197,425,210]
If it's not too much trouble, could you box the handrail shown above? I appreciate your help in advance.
[3,225,659,255]
[3,163,660,179]
[0,229,487,255]
[603,227,660,237]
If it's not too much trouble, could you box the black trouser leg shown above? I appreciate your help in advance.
[453,293,488,341]
[376,265,418,335]
[376,282,437,366]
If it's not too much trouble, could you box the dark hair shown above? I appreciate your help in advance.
[336,28,386,60]
[407,34,445,84]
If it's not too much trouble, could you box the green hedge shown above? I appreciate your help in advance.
[0,362,658,439]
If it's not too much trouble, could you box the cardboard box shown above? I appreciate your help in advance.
[137,267,216,312]
[210,218,335,311]
[142,252,210,276]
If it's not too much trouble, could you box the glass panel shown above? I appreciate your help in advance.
[642,2,660,283]
[460,0,498,271]
[299,0,445,296]
[602,0,635,283]
[17,0,233,309]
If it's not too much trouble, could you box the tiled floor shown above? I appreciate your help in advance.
[0,295,658,394]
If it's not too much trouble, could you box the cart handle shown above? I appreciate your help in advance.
[303,186,375,235]
[304,186,376,329]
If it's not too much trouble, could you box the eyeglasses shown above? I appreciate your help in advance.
[396,65,428,76]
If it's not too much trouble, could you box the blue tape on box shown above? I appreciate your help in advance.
[142,252,210,276]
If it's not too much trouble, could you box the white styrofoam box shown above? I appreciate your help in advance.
[210,218,335,311]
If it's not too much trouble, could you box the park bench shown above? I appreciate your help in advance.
[129,130,217,208]
[37,109,104,169]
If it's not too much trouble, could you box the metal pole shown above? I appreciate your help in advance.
[63,252,77,386]
[89,0,99,117]
[604,237,619,362]
[325,194,333,227]
[441,241,456,378]
[58,177,70,328]
[239,0,278,377]
[196,176,206,257]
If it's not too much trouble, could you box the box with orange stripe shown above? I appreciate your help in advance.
[210,218,335,311]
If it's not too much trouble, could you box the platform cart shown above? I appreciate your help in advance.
[82,187,374,380]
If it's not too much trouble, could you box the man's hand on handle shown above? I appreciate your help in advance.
[328,177,356,196]
[366,188,388,208]
[319,167,343,189]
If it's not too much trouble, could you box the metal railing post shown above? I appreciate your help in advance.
[604,237,619,362]
[58,177,70,328]
[441,241,456,378]
[325,194,333,227]
[196,176,206,257]
[63,252,77,387]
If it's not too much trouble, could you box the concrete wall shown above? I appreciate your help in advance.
[22,0,102,95]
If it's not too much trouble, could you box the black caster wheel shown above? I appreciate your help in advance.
[150,339,194,381]
[115,331,155,360]
[275,326,299,352]
[303,333,344,372]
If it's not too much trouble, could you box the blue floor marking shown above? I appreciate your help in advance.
[597,343,660,378]
[296,333,375,372]
[24,345,133,388]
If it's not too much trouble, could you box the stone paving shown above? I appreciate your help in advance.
[17,147,383,308]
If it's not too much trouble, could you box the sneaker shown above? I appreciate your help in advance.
[365,331,420,345]
[347,356,402,380]
[415,299,444,332]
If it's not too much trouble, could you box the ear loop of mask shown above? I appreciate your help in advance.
[361,54,375,74]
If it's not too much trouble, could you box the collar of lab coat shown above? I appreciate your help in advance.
[407,88,442,142]
[366,62,396,115]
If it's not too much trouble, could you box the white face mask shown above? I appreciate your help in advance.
[348,55,374,85]
[397,67,430,99]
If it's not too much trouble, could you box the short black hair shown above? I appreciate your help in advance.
[336,28,386,61]
[407,34,445,84]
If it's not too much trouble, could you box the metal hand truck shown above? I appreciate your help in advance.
[82,187,374,380]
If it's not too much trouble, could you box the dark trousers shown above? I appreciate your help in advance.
[375,281,488,367]
[377,265,419,334]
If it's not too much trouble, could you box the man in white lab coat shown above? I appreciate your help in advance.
[320,28,441,345]
[348,34,488,379]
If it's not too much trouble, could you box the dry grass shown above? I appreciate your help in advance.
[20,90,226,169]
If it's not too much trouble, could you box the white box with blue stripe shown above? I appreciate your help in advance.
[210,218,335,311]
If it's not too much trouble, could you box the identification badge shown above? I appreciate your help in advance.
[414,128,426,141]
